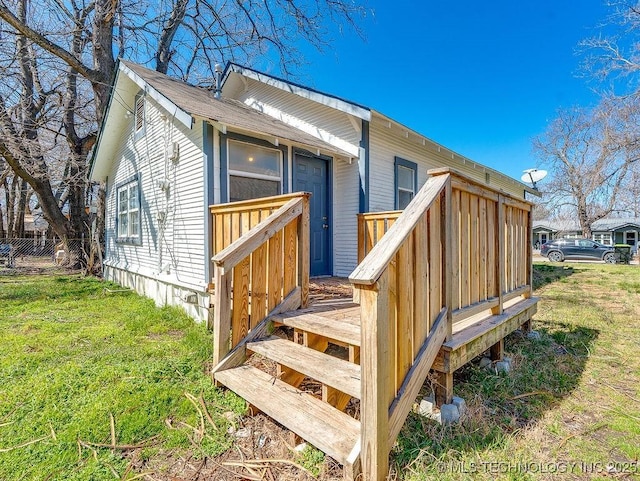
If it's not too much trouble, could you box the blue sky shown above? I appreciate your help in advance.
[292,1,613,182]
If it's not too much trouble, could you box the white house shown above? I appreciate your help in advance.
[90,60,534,321]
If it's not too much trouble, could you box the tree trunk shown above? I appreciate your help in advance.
[155,0,189,74]
[14,178,28,238]
[92,0,116,123]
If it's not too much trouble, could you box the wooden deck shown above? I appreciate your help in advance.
[208,170,539,481]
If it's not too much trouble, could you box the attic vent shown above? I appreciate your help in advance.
[135,95,145,132]
[485,172,490,184]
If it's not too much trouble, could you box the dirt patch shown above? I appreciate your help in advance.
[309,277,352,302]
[132,413,345,480]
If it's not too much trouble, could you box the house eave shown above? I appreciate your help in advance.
[120,62,193,129]
[222,63,371,122]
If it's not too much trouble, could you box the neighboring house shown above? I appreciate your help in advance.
[533,219,640,251]
[90,60,535,321]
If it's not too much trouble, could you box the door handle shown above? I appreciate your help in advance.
[322,224,329,229]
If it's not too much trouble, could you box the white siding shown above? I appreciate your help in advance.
[369,117,526,212]
[333,159,360,277]
[234,78,362,155]
[104,90,208,320]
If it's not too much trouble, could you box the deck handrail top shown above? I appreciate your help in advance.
[428,167,535,206]
[349,173,450,286]
[209,192,310,214]
[357,210,402,219]
[212,196,303,273]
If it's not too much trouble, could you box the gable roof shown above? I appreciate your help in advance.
[533,218,640,233]
[222,63,538,196]
[90,60,355,180]
[222,63,371,121]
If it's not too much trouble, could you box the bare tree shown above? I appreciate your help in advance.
[0,0,367,268]
[533,98,640,238]
[580,1,640,92]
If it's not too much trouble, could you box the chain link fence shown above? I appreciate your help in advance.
[0,238,87,274]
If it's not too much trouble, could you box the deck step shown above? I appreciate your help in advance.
[215,364,360,464]
[272,311,361,347]
[247,336,361,399]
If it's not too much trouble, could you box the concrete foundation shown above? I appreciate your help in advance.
[418,394,466,425]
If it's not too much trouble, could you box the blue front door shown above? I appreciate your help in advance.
[293,151,332,276]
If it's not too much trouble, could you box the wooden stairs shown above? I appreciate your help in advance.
[214,300,365,474]
[209,171,539,480]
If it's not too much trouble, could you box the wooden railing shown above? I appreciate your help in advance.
[444,168,533,321]
[350,173,452,480]
[209,193,310,370]
[350,168,533,480]
[357,211,400,263]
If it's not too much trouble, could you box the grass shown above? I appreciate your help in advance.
[0,275,245,481]
[2,263,640,480]
[392,262,640,480]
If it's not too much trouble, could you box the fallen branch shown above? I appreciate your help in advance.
[601,380,640,403]
[184,392,205,438]
[110,413,116,451]
[220,462,264,480]
[77,435,159,451]
[558,423,606,449]
[224,458,313,476]
[0,434,51,452]
[510,391,552,400]
[602,406,640,422]
[198,394,219,431]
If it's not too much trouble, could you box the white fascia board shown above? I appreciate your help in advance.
[226,65,371,121]
[90,68,127,181]
[243,98,360,157]
[119,63,193,129]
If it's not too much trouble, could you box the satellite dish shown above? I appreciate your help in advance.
[521,168,547,190]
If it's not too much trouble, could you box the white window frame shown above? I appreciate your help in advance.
[116,176,141,244]
[593,232,612,245]
[227,139,283,200]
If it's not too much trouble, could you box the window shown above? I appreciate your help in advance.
[134,94,145,139]
[116,178,141,242]
[593,233,612,245]
[394,157,417,209]
[228,140,282,202]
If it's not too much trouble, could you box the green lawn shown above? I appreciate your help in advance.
[393,262,640,480]
[2,264,640,480]
[0,275,245,481]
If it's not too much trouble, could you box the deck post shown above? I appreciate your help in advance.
[212,266,232,368]
[442,178,453,342]
[490,339,504,362]
[298,195,310,308]
[358,269,390,481]
[525,208,533,299]
[435,371,453,407]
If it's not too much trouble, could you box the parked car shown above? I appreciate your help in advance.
[540,238,616,263]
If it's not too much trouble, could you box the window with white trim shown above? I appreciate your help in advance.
[395,157,417,210]
[593,233,612,245]
[117,179,140,242]
[228,140,282,202]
